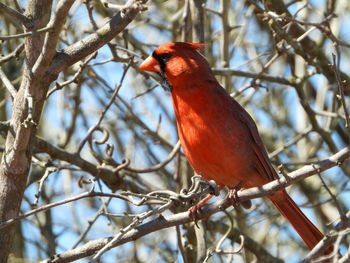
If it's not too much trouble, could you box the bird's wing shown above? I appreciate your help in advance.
[233,100,279,182]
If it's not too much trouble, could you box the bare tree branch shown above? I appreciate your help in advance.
[0,0,149,261]
[0,2,28,25]
[31,0,75,79]
[0,42,24,64]
[0,26,52,40]
[212,68,293,86]
[0,67,17,99]
[46,0,148,78]
[40,144,350,262]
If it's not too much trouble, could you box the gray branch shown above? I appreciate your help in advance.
[0,2,28,25]
[46,0,148,79]
[41,145,350,262]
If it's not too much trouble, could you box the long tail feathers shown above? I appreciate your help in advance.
[269,192,324,250]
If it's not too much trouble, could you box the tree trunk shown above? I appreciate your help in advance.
[0,1,52,261]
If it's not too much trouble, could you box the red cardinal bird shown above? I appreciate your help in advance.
[139,42,325,250]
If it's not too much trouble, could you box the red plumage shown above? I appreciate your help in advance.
[140,42,325,250]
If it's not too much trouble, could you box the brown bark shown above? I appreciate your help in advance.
[0,1,52,260]
[0,0,148,261]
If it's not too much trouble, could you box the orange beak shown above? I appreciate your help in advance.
[139,55,161,72]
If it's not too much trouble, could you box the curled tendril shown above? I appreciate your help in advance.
[89,126,110,145]
[215,210,244,255]
[177,176,218,202]
[204,234,245,262]
[188,175,203,192]
[117,175,219,208]
[114,159,130,174]
[104,143,114,159]
[78,176,94,188]
[87,126,113,164]
[88,179,96,193]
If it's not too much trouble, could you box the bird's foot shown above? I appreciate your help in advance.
[188,194,214,227]
[227,186,252,209]
[188,204,201,228]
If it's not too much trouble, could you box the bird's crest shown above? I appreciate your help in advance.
[155,42,207,53]
[180,42,207,51]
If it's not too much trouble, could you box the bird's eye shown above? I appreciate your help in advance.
[152,51,171,63]
[158,53,171,61]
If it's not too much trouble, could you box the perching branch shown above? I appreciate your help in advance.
[236,145,350,201]
[38,144,350,262]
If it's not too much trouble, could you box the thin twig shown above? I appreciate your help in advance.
[71,197,113,249]
[232,53,281,97]
[314,164,348,225]
[301,229,350,262]
[33,167,58,206]
[47,51,98,98]
[0,26,52,40]
[121,140,181,173]
[270,126,313,158]
[76,59,133,154]
[0,2,28,25]
[332,53,350,134]
[0,43,24,65]
[12,0,22,13]
[0,66,17,99]
[0,190,135,231]
[212,68,293,86]
[89,200,174,262]
[176,225,189,263]
[100,0,125,10]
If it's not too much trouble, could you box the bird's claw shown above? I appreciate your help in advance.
[188,194,214,227]
[227,188,239,207]
[227,187,252,209]
[188,204,201,228]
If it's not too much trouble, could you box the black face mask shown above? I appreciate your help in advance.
[152,51,173,92]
